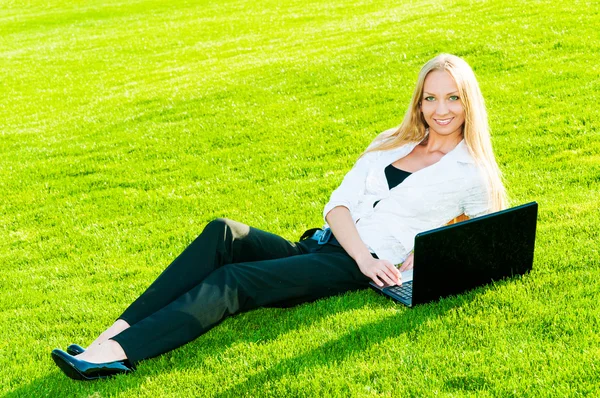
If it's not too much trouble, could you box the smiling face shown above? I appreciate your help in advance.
[420,70,465,138]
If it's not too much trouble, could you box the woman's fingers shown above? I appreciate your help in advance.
[374,270,395,287]
[373,278,385,287]
[384,261,401,279]
[399,254,414,272]
[361,258,402,286]
[374,261,401,286]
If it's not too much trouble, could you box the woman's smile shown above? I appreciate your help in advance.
[433,117,454,126]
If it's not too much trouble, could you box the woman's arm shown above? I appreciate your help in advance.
[326,206,401,287]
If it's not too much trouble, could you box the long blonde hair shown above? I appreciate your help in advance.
[365,53,508,212]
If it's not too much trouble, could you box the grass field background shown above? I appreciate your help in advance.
[1,0,599,396]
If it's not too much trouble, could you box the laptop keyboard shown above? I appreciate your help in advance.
[385,281,413,301]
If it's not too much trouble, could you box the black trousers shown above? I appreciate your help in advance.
[111,218,371,364]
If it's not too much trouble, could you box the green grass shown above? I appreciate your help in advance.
[1,0,599,396]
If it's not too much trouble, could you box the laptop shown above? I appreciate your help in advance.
[369,201,538,307]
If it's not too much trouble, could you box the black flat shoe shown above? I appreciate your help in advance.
[66,344,86,356]
[51,349,135,381]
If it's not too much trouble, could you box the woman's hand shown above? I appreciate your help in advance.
[399,252,414,272]
[325,206,401,287]
[356,254,401,287]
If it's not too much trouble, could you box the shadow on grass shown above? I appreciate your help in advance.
[212,293,474,397]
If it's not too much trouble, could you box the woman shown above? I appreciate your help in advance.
[51,53,508,380]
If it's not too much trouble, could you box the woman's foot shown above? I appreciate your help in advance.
[53,320,134,380]
[51,347,135,381]
[76,340,127,363]
[66,344,86,356]
[86,319,130,350]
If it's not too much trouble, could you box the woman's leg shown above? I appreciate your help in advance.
[106,244,370,364]
[85,218,308,349]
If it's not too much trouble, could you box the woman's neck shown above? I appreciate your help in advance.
[421,129,463,155]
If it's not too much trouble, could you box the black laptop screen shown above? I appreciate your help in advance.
[412,202,538,305]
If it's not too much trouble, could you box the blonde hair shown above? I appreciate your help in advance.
[364,53,508,212]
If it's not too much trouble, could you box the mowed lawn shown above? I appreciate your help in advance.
[1,0,599,396]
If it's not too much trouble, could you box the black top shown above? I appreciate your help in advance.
[373,164,412,208]
[384,164,412,189]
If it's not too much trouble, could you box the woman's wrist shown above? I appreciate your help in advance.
[354,250,374,266]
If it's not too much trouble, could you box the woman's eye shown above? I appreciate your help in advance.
[449,95,459,101]
[424,96,435,102]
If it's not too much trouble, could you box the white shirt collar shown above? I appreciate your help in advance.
[445,139,475,164]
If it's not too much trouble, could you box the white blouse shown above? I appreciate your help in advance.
[322,130,491,265]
